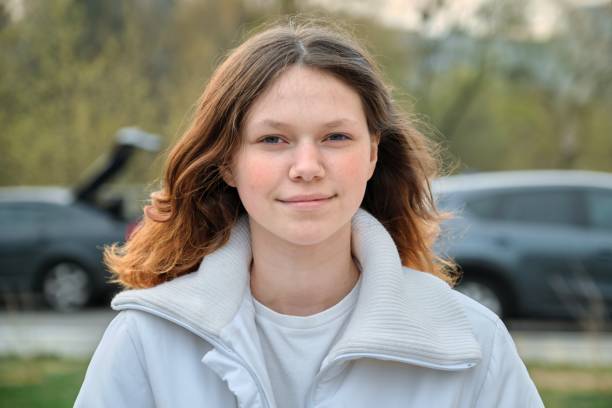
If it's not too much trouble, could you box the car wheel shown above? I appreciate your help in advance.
[456,278,505,318]
[42,261,93,311]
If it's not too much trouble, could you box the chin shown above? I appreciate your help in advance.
[277,221,347,247]
[277,227,327,245]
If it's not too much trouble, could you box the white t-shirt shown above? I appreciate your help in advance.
[252,276,361,408]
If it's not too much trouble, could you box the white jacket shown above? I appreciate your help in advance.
[75,209,544,407]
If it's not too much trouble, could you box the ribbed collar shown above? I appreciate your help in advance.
[112,208,481,369]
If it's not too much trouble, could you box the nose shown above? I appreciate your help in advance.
[289,141,325,182]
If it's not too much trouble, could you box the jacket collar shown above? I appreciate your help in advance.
[112,208,481,369]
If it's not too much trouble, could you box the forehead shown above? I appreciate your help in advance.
[243,65,367,128]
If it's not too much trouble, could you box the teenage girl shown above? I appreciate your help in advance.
[75,20,543,408]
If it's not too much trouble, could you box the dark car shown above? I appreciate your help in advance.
[433,170,612,321]
[0,128,161,311]
[0,188,127,310]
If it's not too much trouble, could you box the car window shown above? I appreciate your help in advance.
[463,193,502,219]
[0,202,103,227]
[42,202,110,226]
[0,204,41,227]
[498,189,579,227]
[435,192,465,213]
[586,189,612,231]
[25,202,73,223]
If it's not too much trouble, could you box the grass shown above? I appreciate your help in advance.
[0,355,611,407]
[527,363,612,407]
[0,354,88,408]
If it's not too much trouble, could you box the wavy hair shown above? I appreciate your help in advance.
[104,18,458,289]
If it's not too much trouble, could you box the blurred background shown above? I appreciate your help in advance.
[1,0,611,406]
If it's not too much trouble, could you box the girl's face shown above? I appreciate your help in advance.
[223,65,378,247]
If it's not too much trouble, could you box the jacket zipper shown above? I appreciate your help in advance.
[305,352,477,408]
[116,304,272,408]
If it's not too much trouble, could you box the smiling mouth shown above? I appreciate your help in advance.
[280,194,335,202]
[277,195,336,207]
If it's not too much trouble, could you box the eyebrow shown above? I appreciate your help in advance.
[254,118,357,130]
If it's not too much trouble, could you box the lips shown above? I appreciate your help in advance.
[279,194,335,203]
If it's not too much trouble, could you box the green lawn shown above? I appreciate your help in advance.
[0,355,88,408]
[1,355,611,407]
[528,363,612,407]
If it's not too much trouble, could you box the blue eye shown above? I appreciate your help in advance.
[261,136,284,144]
[327,133,350,141]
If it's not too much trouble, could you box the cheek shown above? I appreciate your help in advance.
[235,156,281,197]
[334,151,372,188]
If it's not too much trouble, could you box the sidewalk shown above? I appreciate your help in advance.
[0,310,116,359]
[2,310,612,366]
[511,330,612,366]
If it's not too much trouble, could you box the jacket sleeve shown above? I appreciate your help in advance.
[74,311,155,407]
[474,319,544,408]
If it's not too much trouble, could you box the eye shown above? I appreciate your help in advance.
[260,135,285,144]
[326,133,351,141]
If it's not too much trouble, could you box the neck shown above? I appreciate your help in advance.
[249,220,360,316]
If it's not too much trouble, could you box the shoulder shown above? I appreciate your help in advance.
[451,289,543,405]
[109,309,214,355]
[452,285,505,337]
[401,267,501,324]
[400,267,507,353]
[399,268,542,405]
[106,309,169,336]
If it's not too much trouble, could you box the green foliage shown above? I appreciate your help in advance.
[0,0,262,186]
[1,0,611,186]
[0,0,160,185]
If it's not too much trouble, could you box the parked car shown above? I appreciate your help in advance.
[0,128,161,311]
[0,188,127,310]
[433,170,612,321]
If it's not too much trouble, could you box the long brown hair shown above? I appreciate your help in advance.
[104,18,457,289]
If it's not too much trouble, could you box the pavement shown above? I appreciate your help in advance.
[1,310,612,366]
[0,310,117,359]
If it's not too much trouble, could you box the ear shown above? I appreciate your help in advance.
[367,134,379,180]
[220,165,236,187]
